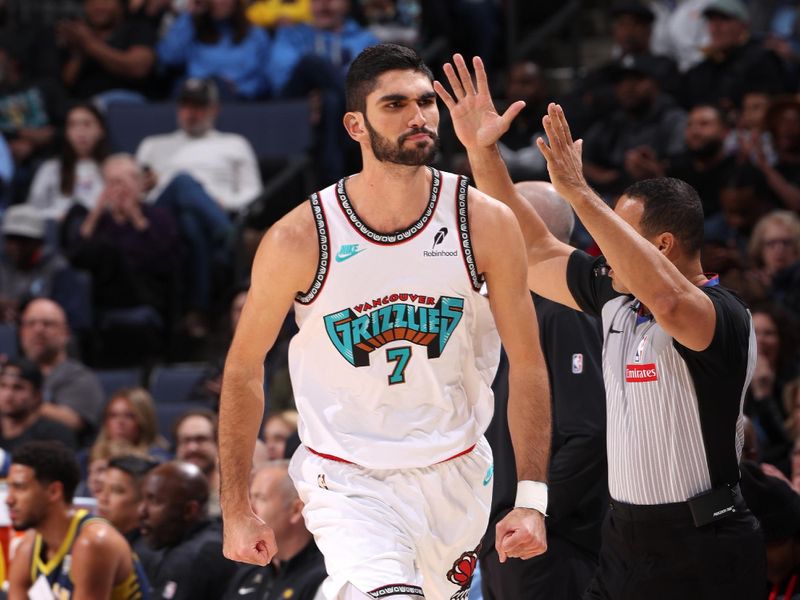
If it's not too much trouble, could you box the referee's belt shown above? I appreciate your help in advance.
[609,484,744,528]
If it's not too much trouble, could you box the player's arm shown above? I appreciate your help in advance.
[7,531,34,600]
[434,54,579,310]
[69,522,121,599]
[220,202,318,565]
[539,103,716,350]
[471,190,551,561]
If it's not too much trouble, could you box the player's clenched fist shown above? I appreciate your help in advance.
[223,512,278,565]
[495,507,547,562]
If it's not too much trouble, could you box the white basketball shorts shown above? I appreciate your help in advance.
[288,437,494,600]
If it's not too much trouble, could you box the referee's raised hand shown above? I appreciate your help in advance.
[536,103,590,203]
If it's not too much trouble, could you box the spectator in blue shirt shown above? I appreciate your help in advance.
[158,0,271,100]
[266,0,378,184]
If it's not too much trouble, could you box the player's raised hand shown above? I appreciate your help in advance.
[536,103,589,202]
[223,511,277,566]
[434,54,525,151]
[495,507,547,562]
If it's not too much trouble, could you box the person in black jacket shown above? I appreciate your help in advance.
[480,181,608,600]
[138,461,237,600]
[223,461,326,600]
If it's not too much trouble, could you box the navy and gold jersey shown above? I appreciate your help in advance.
[30,509,149,600]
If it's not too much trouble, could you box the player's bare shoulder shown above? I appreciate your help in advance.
[253,199,320,295]
[466,186,524,272]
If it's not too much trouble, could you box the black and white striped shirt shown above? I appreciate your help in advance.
[566,251,757,505]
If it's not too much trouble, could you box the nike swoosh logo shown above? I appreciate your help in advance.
[609,328,623,334]
[335,248,366,262]
[483,465,494,486]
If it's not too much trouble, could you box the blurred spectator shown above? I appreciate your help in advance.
[681,0,793,112]
[360,0,420,46]
[158,0,271,100]
[0,132,12,208]
[97,453,160,570]
[746,304,799,472]
[739,459,800,596]
[6,440,150,599]
[0,357,76,454]
[749,96,800,212]
[567,2,680,139]
[581,54,686,198]
[247,0,311,29]
[267,0,378,97]
[26,103,110,220]
[0,35,67,203]
[82,438,140,497]
[495,60,549,182]
[136,79,243,334]
[746,211,800,317]
[0,205,70,324]
[138,461,237,600]
[136,78,259,214]
[19,298,104,442]
[703,166,771,275]
[174,409,220,517]
[222,461,326,600]
[667,104,737,217]
[57,0,158,103]
[784,377,800,442]
[650,0,710,73]
[261,410,298,460]
[69,154,182,325]
[267,0,379,183]
[95,387,172,459]
[726,88,774,163]
[793,435,800,493]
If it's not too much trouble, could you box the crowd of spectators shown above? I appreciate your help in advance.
[0,0,797,597]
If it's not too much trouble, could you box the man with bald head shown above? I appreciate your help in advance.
[480,181,607,600]
[224,461,326,600]
[19,297,103,443]
[138,461,237,600]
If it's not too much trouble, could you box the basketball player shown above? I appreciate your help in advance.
[220,44,551,600]
[6,441,149,600]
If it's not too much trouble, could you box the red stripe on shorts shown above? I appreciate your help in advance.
[305,445,476,466]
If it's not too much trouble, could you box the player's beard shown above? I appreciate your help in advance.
[364,116,439,166]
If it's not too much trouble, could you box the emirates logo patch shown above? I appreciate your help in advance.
[625,363,658,382]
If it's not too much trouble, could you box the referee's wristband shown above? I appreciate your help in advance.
[515,481,548,515]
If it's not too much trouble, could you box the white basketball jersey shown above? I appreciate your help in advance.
[289,168,501,469]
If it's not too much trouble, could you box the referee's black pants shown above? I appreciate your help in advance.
[583,496,765,600]
[481,533,598,600]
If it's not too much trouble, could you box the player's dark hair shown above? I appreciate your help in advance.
[1,357,43,390]
[622,177,705,254]
[12,441,81,503]
[346,43,433,113]
[108,454,160,482]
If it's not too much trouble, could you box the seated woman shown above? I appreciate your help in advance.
[158,0,271,100]
[26,103,110,220]
[95,387,171,460]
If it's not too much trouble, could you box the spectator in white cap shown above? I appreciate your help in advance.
[0,205,69,323]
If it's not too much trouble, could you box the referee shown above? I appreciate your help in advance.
[438,56,765,599]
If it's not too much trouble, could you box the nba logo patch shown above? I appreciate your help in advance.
[572,353,583,374]
[634,335,648,364]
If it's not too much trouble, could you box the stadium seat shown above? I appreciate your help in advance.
[105,100,311,160]
[0,323,17,359]
[149,363,209,404]
[95,368,144,401]
[155,401,201,447]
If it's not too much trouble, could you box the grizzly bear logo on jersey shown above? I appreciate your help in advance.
[446,546,479,599]
[323,294,464,367]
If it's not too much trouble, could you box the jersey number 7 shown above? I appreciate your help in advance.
[386,346,412,385]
